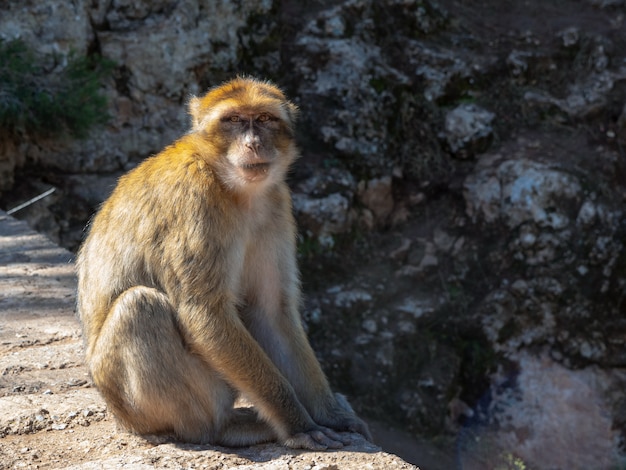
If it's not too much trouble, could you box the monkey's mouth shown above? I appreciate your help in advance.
[242,162,270,172]
[239,161,271,181]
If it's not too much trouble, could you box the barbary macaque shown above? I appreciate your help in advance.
[76,77,371,449]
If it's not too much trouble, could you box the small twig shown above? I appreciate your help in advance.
[6,187,56,215]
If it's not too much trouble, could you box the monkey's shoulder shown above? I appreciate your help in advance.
[112,141,220,200]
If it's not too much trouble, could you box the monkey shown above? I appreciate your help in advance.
[76,77,371,450]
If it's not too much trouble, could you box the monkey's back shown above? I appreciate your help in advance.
[76,136,234,359]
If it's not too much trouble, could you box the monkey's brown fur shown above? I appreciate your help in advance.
[76,77,371,449]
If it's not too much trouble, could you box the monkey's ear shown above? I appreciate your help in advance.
[188,96,202,131]
[285,102,299,125]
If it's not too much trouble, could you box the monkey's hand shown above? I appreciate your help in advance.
[282,425,348,450]
[313,393,373,442]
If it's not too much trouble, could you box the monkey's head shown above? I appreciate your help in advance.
[189,77,300,191]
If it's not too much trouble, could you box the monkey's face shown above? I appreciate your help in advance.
[218,111,290,183]
[189,78,300,191]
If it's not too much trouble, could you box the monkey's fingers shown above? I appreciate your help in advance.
[318,426,352,446]
[283,429,344,450]
[310,428,344,449]
[349,418,373,442]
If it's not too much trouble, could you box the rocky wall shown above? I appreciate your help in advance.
[2,0,626,468]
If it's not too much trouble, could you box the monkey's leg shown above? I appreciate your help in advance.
[216,407,278,447]
[89,286,275,445]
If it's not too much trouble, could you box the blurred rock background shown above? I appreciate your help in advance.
[1,1,626,468]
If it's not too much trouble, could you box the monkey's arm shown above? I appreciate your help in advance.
[254,300,372,441]
[243,193,372,442]
[179,298,345,450]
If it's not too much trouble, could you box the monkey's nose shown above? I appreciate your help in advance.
[244,135,262,151]
[245,141,260,150]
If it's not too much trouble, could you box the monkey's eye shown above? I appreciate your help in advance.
[256,114,272,123]
[222,115,241,123]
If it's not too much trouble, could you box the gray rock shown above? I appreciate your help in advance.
[524,66,626,119]
[292,192,354,242]
[0,0,273,179]
[469,352,626,470]
[357,176,394,224]
[442,104,495,157]
[464,157,582,229]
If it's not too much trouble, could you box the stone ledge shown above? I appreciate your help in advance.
[0,211,418,469]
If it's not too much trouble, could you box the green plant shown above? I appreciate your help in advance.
[297,233,326,259]
[0,39,114,138]
[496,453,527,470]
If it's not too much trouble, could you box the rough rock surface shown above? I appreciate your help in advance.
[0,211,417,470]
[442,104,495,157]
[3,0,626,469]
[484,352,625,469]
